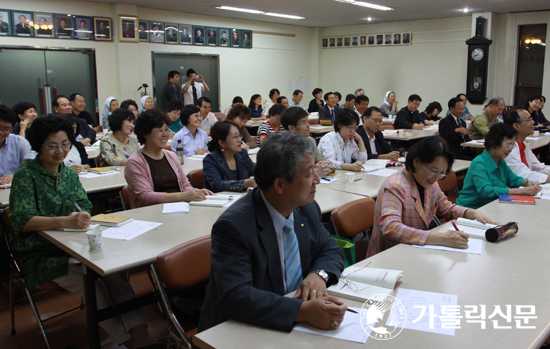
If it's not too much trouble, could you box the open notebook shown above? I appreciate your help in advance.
[190,194,241,208]
[362,159,389,173]
[328,266,403,302]
[454,218,497,239]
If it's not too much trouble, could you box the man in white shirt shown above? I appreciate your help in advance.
[197,97,218,135]
[182,68,210,105]
[262,88,280,117]
[504,108,550,183]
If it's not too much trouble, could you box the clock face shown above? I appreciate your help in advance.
[471,48,484,61]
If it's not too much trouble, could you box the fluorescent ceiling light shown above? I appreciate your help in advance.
[335,0,393,11]
[264,12,305,19]
[216,6,304,19]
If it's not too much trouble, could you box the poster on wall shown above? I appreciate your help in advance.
[193,25,205,45]
[218,28,229,46]
[94,17,112,41]
[231,29,241,47]
[139,20,149,42]
[344,36,351,47]
[368,35,375,46]
[336,37,343,47]
[360,35,367,46]
[322,38,328,48]
[329,37,335,48]
[179,24,191,44]
[33,12,54,38]
[393,32,401,45]
[0,9,11,36]
[12,10,33,37]
[54,14,73,39]
[402,31,411,45]
[149,22,164,43]
[74,16,93,40]
[165,23,178,44]
[206,27,217,46]
[384,33,392,45]
[118,15,138,43]
[351,36,359,46]
[242,30,252,48]
[376,34,383,45]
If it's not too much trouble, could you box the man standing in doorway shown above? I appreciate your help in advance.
[161,70,180,112]
[182,68,210,106]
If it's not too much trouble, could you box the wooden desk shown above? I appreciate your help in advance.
[383,129,437,141]
[182,154,258,174]
[245,120,263,128]
[462,135,550,150]
[315,186,365,213]
[194,199,550,349]
[452,159,471,173]
[310,125,334,134]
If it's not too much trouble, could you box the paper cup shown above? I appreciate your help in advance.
[534,131,540,137]
[398,129,404,135]
[86,229,102,251]
[345,172,355,184]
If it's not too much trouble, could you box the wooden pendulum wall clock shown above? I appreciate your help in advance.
[466,17,493,104]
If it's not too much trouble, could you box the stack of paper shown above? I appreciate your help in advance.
[362,159,389,172]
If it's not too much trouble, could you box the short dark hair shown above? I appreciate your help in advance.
[281,107,308,129]
[484,123,517,150]
[541,96,546,103]
[363,106,381,118]
[52,95,68,108]
[448,97,463,110]
[334,92,342,101]
[167,99,184,113]
[197,96,212,107]
[134,108,171,145]
[108,108,136,132]
[355,95,369,105]
[186,68,196,77]
[312,88,323,97]
[293,89,303,96]
[405,136,454,173]
[425,102,442,115]
[408,94,422,102]
[525,95,542,109]
[268,104,286,118]
[503,109,525,126]
[345,94,356,102]
[64,115,81,138]
[27,114,75,153]
[269,88,280,98]
[334,108,359,133]
[488,97,504,107]
[456,93,467,99]
[69,93,83,102]
[168,70,180,79]
[232,96,243,105]
[355,88,365,95]
[227,104,251,121]
[180,105,201,127]
[0,105,17,127]
[254,132,315,191]
[12,101,36,118]
[323,92,334,102]
[120,99,138,111]
[207,120,239,152]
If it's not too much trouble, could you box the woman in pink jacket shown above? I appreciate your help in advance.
[125,108,212,208]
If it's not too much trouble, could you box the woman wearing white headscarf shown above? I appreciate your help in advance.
[380,91,398,118]
[140,95,154,112]
[101,96,119,130]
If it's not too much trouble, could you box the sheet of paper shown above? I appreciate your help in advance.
[320,176,340,184]
[526,136,541,140]
[248,147,260,154]
[389,288,458,336]
[79,172,118,179]
[413,238,482,255]
[293,307,370,343]
[368,169,399,177]
[162,202,189,214]
[184,157,203,161]
[286,79,292,91]
[101,220,163,240]
[383,130,398,135]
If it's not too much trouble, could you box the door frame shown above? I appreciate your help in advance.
[151,51,221,109]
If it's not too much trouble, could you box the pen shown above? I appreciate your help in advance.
[72,201,83,213]
[325,301,358,314]
[451,221,460,232]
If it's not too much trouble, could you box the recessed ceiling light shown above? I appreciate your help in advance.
[216,6,304,19]
[367,17,373,21]
[335,0,393,11]
[462,8,470,13]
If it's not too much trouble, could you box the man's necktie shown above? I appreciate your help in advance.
[283,219,302,293]
[331,109,335,121]
[192,84,198,105]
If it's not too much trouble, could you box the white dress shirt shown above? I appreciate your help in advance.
[182,81,205,105]
[505,140,550,183]
[171,126,209,157]
[199,112,218,132]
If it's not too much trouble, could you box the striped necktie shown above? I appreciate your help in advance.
[283,219,302,293]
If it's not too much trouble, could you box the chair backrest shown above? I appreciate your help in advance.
[319,119,332,126]
[187,169,204,189]
[156,235,211,289]
[164,144,173,151]
[380,124,395,131]
[0,207,20,275]
[331,198,376,239]
[308,118,319,125]
[438,170,458,203]
[213,112,224,122]
[120,186,131,210]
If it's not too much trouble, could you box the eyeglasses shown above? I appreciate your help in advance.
[44,142,72,152]
[230,134,243,141]
[426,166,448,179]
[345,125,357,131]
[504,142,516,150]
[0,127,13,134]
[370,118,383,124]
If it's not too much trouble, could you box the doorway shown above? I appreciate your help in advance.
[514,24,546,107]
[152,52,219,112]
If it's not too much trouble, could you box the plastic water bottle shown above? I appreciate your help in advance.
[176,139,184,165]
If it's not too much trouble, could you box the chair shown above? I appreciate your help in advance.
[438,170,458,203]
[1,207,84,349]
[331,198,376,263]
[308,118,319,125]
[380,124,395,131]
[213,112,224,122]
[120,185,131,210]
[187,169,204,189]
[151,236,212,349]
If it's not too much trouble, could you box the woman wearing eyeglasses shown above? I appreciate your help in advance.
[203,120,256,192]
[457,123,541,210]
[367,136,494,257]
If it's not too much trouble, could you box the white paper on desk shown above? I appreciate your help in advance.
[162,202,189,214]
[389,288,458,336]
[526,136,541,140]
[79,172,118,179]
[413,238,482,255]
[320,176,340,184]
[383,130,398,135]
[310,126,325,130]
[102,220,162,240]
[293,307,370,343]
[368,169,399,177]
[248,147,260,155]
[185,156,203,161]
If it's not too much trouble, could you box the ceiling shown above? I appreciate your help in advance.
[80,0,550,27]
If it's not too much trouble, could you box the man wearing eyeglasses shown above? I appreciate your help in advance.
[504,108,550,184]
[0,105,31,185]
[468,97,504,140]
[356,107,404,161]
[394,94,425,130]
[445,93,473,121]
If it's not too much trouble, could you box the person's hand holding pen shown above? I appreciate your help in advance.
[66,201,91,229]
[294,296,347,330]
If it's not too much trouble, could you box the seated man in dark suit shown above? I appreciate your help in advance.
[318,92,340,125]
[394,94,425,130]
[199,132,346,333]
[356,107,404,161]
[439,97,472,160]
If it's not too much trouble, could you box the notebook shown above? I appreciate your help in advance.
[454,218,497,239]
[87,167,116,174]
[189,194,241,208]
[327,266,403,302]
[91,214,133,227]
[362,159,389,173]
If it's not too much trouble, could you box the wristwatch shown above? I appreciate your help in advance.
[311,270,329,284]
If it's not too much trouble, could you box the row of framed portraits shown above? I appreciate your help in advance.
[322,31,412,48]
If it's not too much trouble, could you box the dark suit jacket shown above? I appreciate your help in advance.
[161,82,177,111]
[203,149,255,192]
[439,114,470,158]
[195,35,204,43]
[15,23,31,34]
[198,188,345,332]
[319,105,340,125]
[394,107,422,129]
[356,127,403,159]
[78,119,96,144]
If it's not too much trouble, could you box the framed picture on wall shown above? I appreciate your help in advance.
[336,37,343,47]
[165,23,178,44]
[322,38,328,48]
[206,27,217,46]
[149,22,164,43]
[329,37,335,48]
[94,17,112,41]
[54,14,73,39]
[138,20,149,41]
[402,31,411,45]
[193,25,205,45]
[384,33,392,45]
[393,32,401,45]
[12,11,33,37]
[344,37,351,47]
[218,28,229,46]
[360,35,367,46]
[118,15,138,43]
[376,34,383,45]
[33,12,54,38]
[74,16,93,40]
[0,9,12,36]
[242,30,252,48]
[179,24,192,44]
[368,35,375,46]
[351,36,359,47]
[231,29,241,47]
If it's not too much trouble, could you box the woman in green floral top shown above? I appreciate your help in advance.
[100,108,140,166]
[9,115,161,348]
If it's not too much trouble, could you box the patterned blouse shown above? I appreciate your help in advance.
[99,133,140,166]
[317,131,368,170]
